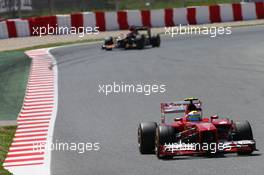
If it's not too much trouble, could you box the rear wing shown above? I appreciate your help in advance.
[135,26,150,31]
[161,100,202,114]
[134,26,151,36]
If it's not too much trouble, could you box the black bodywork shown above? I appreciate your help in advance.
[102,26,161,50]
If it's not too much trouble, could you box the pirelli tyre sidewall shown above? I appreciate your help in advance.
[233,120,255,155]
[138,122,157,154]
[155,125,174,159]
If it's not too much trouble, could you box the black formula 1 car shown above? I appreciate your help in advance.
[102,26,160,50]
[138,98,257,159]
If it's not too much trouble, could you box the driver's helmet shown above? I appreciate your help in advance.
[129,25,136,32]
[187,111,202,122]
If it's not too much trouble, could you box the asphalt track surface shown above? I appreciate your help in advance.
[50,26,264,175]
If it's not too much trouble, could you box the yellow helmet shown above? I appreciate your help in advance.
[187,111,201,121]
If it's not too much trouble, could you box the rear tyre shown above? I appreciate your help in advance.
[155,125,174,159]
[138,122,157,154]
[135,35,145,49]
[233,121,254,155]
[151,34,161,47]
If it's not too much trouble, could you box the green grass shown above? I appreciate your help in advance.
[0,51,31,120]
[0,125,16,175]
[8,38,101,52]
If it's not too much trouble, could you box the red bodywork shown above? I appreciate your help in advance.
[157,100,256,156]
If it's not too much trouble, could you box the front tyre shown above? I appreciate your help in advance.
[155,125,174,159]
[138,122,157,154]
[233,120,254,155]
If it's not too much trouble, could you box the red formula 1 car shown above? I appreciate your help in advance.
[138,98,257,159]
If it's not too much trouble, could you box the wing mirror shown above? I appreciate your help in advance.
[210,115,219,120]
[174,118,183,122]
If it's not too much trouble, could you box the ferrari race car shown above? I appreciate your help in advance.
[102,26,160,50]
[138,98,257,159]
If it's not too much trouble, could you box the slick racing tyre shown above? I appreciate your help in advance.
[233,120,254,155]
[155,125,174,159]
[151,34,161,47]
[138,122,157,154]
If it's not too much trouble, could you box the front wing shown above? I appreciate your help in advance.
[158,140,257,156]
